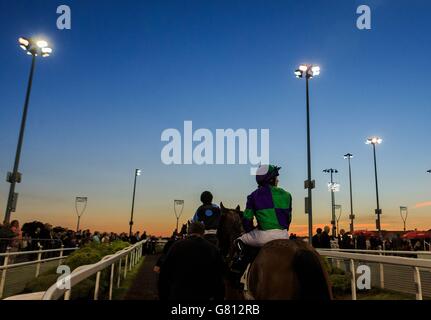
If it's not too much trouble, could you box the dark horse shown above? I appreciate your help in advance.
[217,203,333,300]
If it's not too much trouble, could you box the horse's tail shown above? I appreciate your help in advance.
[293,248,333,300]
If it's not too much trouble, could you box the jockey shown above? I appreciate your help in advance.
[191,191,221,246]
[230,165,292,285]
[240,164,292,246]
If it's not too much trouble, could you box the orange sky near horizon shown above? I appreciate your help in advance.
[12,199,431,237]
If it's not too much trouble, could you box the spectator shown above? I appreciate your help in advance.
[9,220,22,264]
[93,231,101,243]
[320,226,331,249]
[101,233,110,244]
[130,231,140,244]
[0,223,15,254]
[109,232,115,242]
[312,228,323,248]
[338,229,352,249]
[148,236,157,254]
[356,234,367,250]
[414,240,422,251]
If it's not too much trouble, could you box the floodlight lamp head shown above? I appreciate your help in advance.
[18,37,52,58]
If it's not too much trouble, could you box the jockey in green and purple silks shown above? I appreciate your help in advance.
[238,165,292,247]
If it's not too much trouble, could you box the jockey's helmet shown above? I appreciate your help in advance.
[256,164,281,186]
[200,191,213,204]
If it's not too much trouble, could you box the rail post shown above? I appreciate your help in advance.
[413,266,423,300]
[129,251,133,271]
[350,259,357,300]
[135,247,138,263]
[64,289,71,300]
[94,271,101,300]
[379,250,384,289]
[117,257,122,288]
[124,255,128,279]
[109,263,115,300]
[35,245,43,278]
[58,245,64,266]
[0,247,11,299]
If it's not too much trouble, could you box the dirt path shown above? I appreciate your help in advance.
[124,254,160,300]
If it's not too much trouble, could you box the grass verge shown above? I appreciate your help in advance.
[112,257,146,300]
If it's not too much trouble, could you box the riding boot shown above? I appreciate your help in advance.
[229,240,251,290]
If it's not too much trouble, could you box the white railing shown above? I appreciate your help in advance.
[41,239,147,300]
[0,245,78,298]
[318,249,431,300]
[323,248,431,256]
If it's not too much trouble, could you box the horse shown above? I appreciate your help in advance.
[217,203,333,300]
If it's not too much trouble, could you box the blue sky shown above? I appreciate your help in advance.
[0,0,430,235]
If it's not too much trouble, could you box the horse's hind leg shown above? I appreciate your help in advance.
[248,246,296,300]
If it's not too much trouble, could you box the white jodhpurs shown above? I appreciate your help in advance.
[238,228,289,247]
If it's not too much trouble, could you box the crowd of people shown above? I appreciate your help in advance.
[0,219,161,259]
[312,226,427,252]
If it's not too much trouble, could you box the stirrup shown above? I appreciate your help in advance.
[234,239,245,251]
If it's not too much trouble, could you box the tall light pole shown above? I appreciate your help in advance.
[335,205,342,237]
[323,168,339,238]
[344,153,355,233]
[4,37,52,224]
[295,64,320,244]
[129,169,141,238]
[366,137,383,238]
[400,206,408,232]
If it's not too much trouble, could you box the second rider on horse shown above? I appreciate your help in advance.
[231,164,293,285]
[191,191,221,246]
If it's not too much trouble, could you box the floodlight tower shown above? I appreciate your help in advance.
[294,64,321,244]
